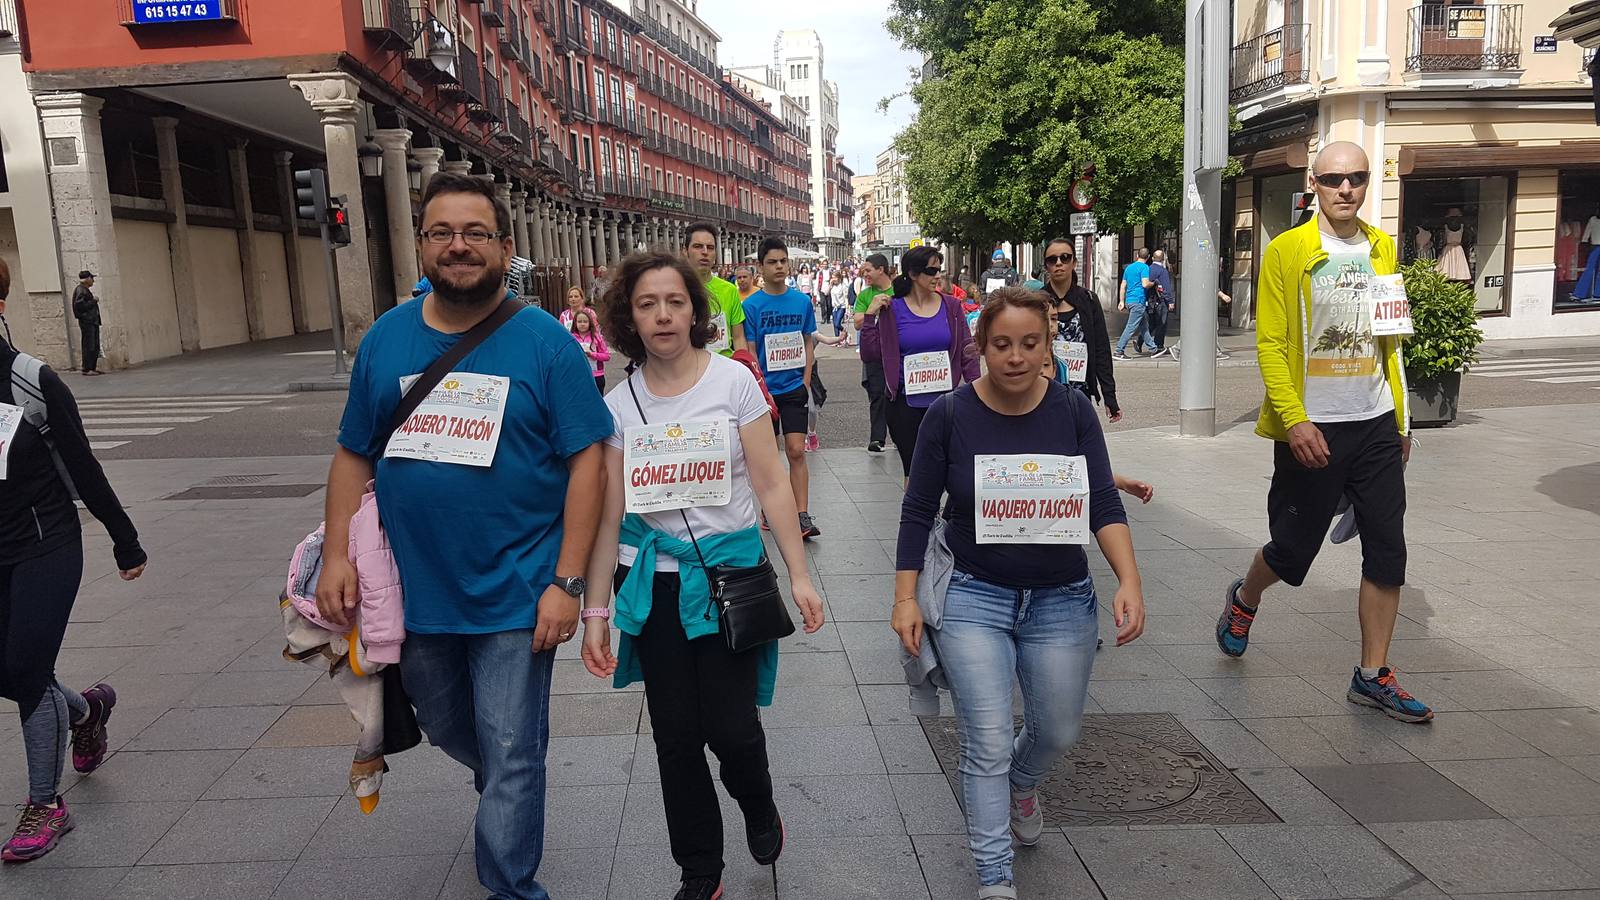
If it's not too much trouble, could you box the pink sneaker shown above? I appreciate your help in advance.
[71,683,116,774]
[2,799,73,862]
[804,432,820,452]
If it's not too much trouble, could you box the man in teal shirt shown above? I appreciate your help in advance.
[852,253,894,452]
[684,222,746,357]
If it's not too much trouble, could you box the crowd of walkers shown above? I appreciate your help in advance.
[0,142,1431,899]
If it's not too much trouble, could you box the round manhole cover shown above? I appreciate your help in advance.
[1055,723,1203,812]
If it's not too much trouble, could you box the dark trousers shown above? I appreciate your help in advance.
[79,323,100,373]
[1,540,85,803]
[594,374,606,393]
[1148,300,1169,349]
[629,567,775,880]
[886,392,930,476]
[861,361,888,446]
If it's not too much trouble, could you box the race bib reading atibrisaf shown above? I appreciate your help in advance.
[623,420,733,513]
[384,371,509,467]
[1369,274,1413,336]
[0,403,24,480]
[764,331,806,371]
[1052,340,1088,383]
[975,454,1090,545]
[706,313,730,354]
[903,351,953,395]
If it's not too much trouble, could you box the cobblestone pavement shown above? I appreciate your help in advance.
[2,402,1598,899]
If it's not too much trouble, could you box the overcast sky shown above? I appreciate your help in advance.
[695,1,923,176]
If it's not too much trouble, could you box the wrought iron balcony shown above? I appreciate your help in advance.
[362,0,416,49]
[1406,3,1522,73]
[474,71,503,122]
[457,45,484,104]
[481,0,506,28]
[1230,24,1310,102]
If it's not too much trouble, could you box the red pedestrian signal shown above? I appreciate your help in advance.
[327,200,352,248]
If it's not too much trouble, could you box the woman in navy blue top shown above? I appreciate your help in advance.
[892,288,1146,899]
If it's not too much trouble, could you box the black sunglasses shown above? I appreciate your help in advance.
[920,266,942,276]
[1044,253,1075,266]
[1312,171,1371,189]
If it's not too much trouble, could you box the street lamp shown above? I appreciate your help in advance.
[357,139,384,178]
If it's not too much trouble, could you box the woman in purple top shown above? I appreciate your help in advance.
[891,289,1146,900]
[858,245,980,476]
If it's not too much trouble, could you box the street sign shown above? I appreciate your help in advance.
[1534,36,1558,52]
[1069,212,1098,235]
[129,1,229,24]
[881,223,920,247]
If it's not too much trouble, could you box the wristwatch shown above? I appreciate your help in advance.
[554,575,586,598]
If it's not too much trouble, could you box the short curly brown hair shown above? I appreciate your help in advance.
[601,250,715,364]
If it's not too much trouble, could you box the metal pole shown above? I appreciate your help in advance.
[1178,0,1227,437]
[319,222,348,376]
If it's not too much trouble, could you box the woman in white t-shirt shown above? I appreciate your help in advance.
[829,272,853,345]
[581,251,824,900]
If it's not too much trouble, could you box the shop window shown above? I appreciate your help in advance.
[1555,170,1600,311]
[1401,174,1513,316]
[101,111,163,202]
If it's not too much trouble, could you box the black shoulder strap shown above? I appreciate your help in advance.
[385,298,524,440]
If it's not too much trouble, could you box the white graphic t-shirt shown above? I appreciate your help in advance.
[1303,232,1395,423]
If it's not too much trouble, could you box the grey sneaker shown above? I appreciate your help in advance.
[798,512,821,539]
[978,882,1018,900]
[1009,787,1043,846]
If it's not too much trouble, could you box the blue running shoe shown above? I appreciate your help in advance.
[1347,667,1433,723]
[1215,577,1255,658]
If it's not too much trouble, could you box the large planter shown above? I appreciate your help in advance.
[1408,371,1461,427]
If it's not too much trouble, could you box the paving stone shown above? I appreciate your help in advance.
[1361,711,1545,761]
[1153,642,1293,678]
[1071,826,1276,899]
[768,773,907,836]
[251,704,355,748]
[177,669,322,707]
[200,745,362,800]
[763,683,869,727]
[1089,643,1188,680]
[1088,678,1234,719]
[764,725,887,777]
[1233,767,1355,825]
[1482,708,1600,756]
[543,784,626,850]
[1218,824,1438,899]
[772,834,928,900]
[836,620,904,651]
[28,800,190,868]
[914,832,1100,900]
[1431,758,1600,818]
[859,682,953,726]
[1513,815,1600,879]
[1192,675,1355,718]
[271,854,453,899]
[302,789,476,859]
[1561,755,1600,784]
[889,773,966,835]
[0,865,129,900]
[875,725,944,775]
[1240,716,1418,767]
[125,705,286,751]
[1181,718,1289,769]
[1372,819,1600,895]
[113,862,293,900]
[782,620,846,653]
[546,734,637,785]
[142,797,337,864]
[63,749,242,803]
[1401,670,1588,712]
[607,844,774,899]
[846,648,910,685]
[1297,763,1500,824]
[773,650,860,685]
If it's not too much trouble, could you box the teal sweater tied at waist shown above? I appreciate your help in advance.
[612,515,780,705]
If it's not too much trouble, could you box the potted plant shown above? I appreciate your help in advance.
[1399,258,1484,427]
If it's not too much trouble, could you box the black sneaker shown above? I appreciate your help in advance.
[673,877,724,900]
[867,441,886,453]
[747,809,785,865]
[799,512,821,538]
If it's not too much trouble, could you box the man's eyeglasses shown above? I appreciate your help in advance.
[1044,253,1075,266]
[921,266,942,276]
[1312,171,1370,189]
[420,228,503,246]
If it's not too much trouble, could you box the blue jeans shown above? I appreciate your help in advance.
[1116,302,1157,354]
[933,570,1098,886]
[402,630,555,900]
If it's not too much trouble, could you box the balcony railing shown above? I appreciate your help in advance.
[1230,24,1310,102]
[1406,3,1522,73]
[1,0,17,38]
[362,0,417,48]
[481,0,506,28]
[457,45,484,104]
[499,11,523,63]
[475,71,503,122]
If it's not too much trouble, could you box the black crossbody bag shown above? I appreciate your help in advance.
[625,374,795,653]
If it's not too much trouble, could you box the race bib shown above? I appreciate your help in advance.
[975,454,1090,545]
[0,403,24,480]
[1053,340,1088,383]
[384,372,510,467]
[985,277,1006,294]
[623,420,733,513]
[1369,274,1413,336]
[903,351,953,395]
[706,313,730,353]
[764,331,805,371]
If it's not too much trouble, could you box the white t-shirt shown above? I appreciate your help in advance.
[604,353,772,571]
[830,283,850,310]
[1303,231,1395,423]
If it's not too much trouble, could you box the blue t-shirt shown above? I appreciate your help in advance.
[741,287,817,396]
[337,300,613,634]
[1122,261,1150,305]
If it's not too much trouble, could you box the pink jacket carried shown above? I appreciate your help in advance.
[284,481,404,664]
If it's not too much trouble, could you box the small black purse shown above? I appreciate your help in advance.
[626,377,795,653]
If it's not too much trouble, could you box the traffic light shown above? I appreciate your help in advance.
[294,169,330,223]
[326,198,352,248]
[1290,191,1317,226]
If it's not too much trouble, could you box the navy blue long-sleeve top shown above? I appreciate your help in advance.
[896,382,1126,588]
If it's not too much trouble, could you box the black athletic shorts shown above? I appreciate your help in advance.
[771,386,809,436]
[1262,412,1407,588]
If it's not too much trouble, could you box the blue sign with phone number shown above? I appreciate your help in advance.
[131,0,225,23]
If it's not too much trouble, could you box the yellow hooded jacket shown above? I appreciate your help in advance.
[1254,217,1410,441]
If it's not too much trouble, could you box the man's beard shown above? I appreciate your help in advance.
[425,252,506,308]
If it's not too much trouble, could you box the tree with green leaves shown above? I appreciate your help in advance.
[886,0,1185,246]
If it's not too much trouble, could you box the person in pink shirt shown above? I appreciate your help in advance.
[571,308,611,392]
[560,286,597,331]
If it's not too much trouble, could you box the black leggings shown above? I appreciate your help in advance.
[887,393,930,476]
[622,565,775,880]
[1,540,86,802]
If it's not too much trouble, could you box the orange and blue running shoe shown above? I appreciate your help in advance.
[1348,667,1433,723]
[1215,577,1255,658]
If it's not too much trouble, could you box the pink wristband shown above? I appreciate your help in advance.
[579,608,611,621]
